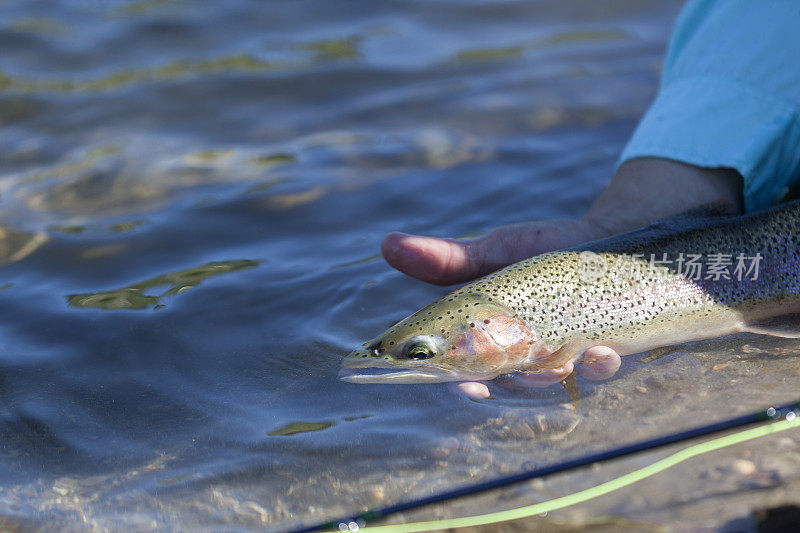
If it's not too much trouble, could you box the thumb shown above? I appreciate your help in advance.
[381,220,599,285]
[381,232,482,286]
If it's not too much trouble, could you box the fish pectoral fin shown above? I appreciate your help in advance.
[523,338,582,371]
[560,371,580,408]
[741,315,800,339]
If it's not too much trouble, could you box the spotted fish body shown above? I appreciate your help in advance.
[340,201,800,384]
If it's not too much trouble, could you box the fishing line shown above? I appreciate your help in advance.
[350,416,799,533]
[287,400,800,533]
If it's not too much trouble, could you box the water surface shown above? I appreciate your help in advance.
[2,1,799,531]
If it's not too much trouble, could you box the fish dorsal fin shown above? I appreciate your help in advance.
[639,201,738,233]
[676,201,738,218]
[573,201,740,254]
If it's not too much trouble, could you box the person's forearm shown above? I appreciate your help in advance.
[582,157,743,237]
[617,1,800,213]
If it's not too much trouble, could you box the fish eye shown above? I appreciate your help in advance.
[404,341,435,360]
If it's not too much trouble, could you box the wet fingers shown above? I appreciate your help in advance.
[454,381,491,399]
[576,345,621,381]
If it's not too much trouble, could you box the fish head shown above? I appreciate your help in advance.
[340,293,544,384]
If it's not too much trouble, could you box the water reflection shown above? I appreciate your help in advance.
[454,28,631,64]
[0,225,48,264]
[67,260,259,310]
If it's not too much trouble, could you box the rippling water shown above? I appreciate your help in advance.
[2,1,799,531]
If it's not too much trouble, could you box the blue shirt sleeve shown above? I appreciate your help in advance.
[619,0,800,212]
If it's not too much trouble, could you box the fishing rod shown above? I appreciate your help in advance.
[287,399,800,533]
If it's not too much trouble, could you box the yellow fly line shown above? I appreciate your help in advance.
[341,416,799,533]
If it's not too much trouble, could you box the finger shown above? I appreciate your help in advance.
[454,381,491,399]
[381,221,598,286]
[575,345,621,381]
[381,232,478,285]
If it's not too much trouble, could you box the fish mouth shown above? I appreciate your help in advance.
[338,366,459,384]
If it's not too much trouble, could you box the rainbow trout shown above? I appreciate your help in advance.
[341,201,800,383]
